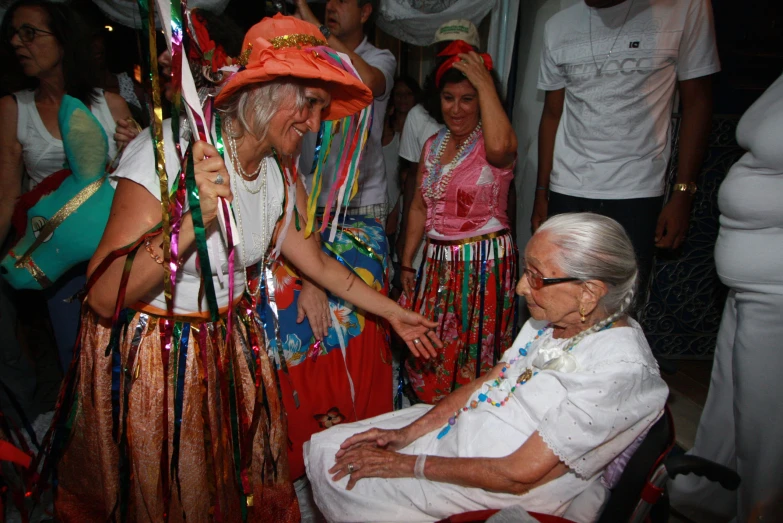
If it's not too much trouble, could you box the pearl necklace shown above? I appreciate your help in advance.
[436,322,614,439]
[423,122,482,200]
[225,125,268,298]
[226,123,266,194]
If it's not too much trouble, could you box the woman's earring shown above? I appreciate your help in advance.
[579,306,587,323]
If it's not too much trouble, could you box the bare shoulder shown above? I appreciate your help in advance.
[0,96,20,142]
[0,95,19,119]
[103,91,132,120]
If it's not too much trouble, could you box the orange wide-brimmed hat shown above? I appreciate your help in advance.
[215,14,373,121]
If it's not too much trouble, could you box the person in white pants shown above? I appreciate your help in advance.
[669,71,783,522]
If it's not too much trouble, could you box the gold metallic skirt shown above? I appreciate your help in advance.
[53,303,299,523]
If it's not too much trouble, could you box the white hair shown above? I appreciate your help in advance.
[536,212,638,345]
[217,80,307,144]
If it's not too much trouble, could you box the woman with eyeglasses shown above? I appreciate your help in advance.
[306,212,668,522]
[0,0,132,367]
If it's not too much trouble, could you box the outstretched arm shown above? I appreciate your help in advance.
[281,205,441,358]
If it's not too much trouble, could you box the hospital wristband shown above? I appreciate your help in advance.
[414,454,428,480]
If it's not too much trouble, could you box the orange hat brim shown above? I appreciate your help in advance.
[215,48,372,121]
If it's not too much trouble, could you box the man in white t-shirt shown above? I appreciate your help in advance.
[532,0,720,287]
[295,0,396,222]
[398,105,443,172]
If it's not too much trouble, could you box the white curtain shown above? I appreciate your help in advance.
[90,0,229,29]
[486,0,519,98]
[377,0,496,47]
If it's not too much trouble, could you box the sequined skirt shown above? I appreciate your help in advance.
[53,303,299,523]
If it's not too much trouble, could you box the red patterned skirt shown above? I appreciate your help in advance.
[401,230,518,404]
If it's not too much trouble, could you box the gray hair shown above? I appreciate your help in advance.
[536,212,638,344]
[217,80,307,143]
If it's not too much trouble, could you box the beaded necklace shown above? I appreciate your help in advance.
[422,122,482,200]
[226,122,266,195]
[225,123,269,298]
[436,322,614,439]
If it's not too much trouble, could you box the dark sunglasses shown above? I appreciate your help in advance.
[8,24,54,44]
[522,267,580,290]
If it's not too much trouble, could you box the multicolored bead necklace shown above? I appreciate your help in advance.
[422,123,483,200]
[436,322,614,439]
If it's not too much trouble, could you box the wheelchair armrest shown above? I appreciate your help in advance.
[664,454,740,491]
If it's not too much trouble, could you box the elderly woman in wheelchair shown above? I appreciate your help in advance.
[305,213,669,523]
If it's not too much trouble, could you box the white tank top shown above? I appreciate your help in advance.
[15,89,118,190]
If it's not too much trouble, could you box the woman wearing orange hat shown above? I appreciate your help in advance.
[46,14,440,522]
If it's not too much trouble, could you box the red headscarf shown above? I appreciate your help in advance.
[435,40,493,87]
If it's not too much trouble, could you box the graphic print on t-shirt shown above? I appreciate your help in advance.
[538,0,720,199]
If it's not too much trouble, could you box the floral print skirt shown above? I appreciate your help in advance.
[401,230,518,404]
[262,214,392,480]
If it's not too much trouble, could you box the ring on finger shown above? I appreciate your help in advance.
[413,339,421,345]
[214,174,225,185]
[347,463,355,474]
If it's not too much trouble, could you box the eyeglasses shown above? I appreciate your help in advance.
[523,268,580,290]
[8,24,54,44]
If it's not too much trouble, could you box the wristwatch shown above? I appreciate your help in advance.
[319,24,331,39]
[673,182,697,195]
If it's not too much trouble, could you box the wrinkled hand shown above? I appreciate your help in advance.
[193,141,232,228]
[531,191,548,233]
[329,445,413,490]
[451,52,494,92]
[336,427,413,457]
[114,118,141,149]
[298,279,331,340]
[293,0,320,26]
[388,308,441,359]
[655,195,692,249]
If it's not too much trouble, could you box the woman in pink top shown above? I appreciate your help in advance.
[400,42,518,403]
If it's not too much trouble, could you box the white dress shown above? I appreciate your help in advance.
[305,318,668,523]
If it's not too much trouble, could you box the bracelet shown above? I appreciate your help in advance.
[144,237,164,265]
[414,454,427,480]
[672,182,697,195]
[535,186,548,191]
[401,266,417,275]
